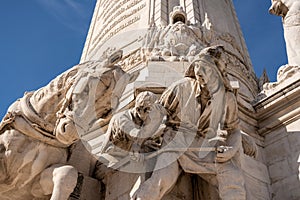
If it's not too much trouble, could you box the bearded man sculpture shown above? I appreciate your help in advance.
[132,46,246,200]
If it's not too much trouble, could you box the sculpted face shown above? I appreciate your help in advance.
[194,61,212,85]
[133,91,158,122]
[135,103,152,122]
[194,60,220,93]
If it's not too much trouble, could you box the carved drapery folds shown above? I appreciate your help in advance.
[97,46,256,200]
[269,0,300,66]
[0,51,132,200]
[0,3,262,199]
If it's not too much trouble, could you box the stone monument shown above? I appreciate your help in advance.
[1,0,300,199]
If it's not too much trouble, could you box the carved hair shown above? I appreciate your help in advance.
[185,45,232,91]
[135,91,158,107]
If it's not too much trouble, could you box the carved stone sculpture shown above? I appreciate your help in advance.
[132,46,246,200]
[98,91,166,173]
[259,64,300,96]
[142,6,205,62]
[269,0,300,66]
[0,50,131,199]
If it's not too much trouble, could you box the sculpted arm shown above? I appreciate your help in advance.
[110,112,140,142]
[216,129,242,163]
[216,92,242,163]
[109,110,162,145]
[159,85,180,126]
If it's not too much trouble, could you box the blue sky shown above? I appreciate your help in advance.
[0,0,287,119]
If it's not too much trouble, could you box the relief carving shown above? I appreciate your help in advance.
[131,46,247,200]
[98,91,166,173]
[141,6,205,62]
[0,50,132,199]
[260,64,300,94]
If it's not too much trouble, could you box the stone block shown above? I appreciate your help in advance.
[268,158,292,183]
[185,0,193,8]
[287,131,300,153]
[105,171,144,200]
[68,141,96,176]
[159,4,168,14]
[290,186,300,200]
[147,71,165,77]
[135,68,149,81]
[287,152,300,174]
[264,127,287,147]
[165,77,185,86]
[70,175,102,200]
[255,145,267,164]
[264,136,290,165]
[162,174,194,200]
[147,61,189,74]
[244,174,271,200]
[271,175,300,200]
[241,154,270,184]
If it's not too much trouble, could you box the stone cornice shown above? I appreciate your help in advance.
[254,78,300,136]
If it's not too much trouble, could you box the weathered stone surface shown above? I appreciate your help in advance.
[3,0,300,199]
[269,0,300,66]
[256,68,300,200]
[0,52,132,199]
[243,174,271,200]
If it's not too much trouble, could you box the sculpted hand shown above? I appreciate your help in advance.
[215,129,242,163]
[215,145,234,163]
[142,104,166,138]
[55,117,79,145]
[145,103,165,125]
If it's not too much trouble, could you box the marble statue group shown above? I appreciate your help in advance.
[2,0,299,199]
[0,44,249,200]
[0,50,132,199]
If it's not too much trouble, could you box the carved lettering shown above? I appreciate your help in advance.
[90,1,147,53]
[98,0,134,22]
[95,0,144,42]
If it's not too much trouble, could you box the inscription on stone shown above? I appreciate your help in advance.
[90,0,148,52]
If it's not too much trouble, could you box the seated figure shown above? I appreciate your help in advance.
[98,91,166,173]
[132,46,246,200]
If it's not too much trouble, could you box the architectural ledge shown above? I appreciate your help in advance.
[254,78,300,136]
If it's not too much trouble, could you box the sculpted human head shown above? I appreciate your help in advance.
[194,58,220,91]
[185,45,227,94]
[133,91,158,122]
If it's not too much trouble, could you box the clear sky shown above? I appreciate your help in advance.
[0,0,288,119]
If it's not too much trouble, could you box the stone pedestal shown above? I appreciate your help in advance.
[255,72,300,200]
